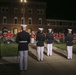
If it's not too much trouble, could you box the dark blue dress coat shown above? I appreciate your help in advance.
[46,33,54,44]
[16,31,30,51]
[36,33,45,46]
[66,33,73,46]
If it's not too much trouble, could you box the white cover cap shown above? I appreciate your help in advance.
[48,29,52,32]
[68,29,72,32]
[21,24,27,27]
[38,28,43,31]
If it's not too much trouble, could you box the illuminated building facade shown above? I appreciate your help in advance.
[0,0,76,34]
[0,0,46,34]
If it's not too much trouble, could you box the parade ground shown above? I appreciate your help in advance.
[0,43,76,75]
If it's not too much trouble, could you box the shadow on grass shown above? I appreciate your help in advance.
[53,50,67,59]
[0,63,21,75]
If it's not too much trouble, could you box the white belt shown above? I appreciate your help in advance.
[19,41,27,43]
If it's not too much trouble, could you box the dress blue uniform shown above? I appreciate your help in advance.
[36,28,45,61]
[16,24,30,71]
[46,29,54,56]
[66,29,73,59]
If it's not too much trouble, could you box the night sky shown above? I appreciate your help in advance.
[29,0,76,21]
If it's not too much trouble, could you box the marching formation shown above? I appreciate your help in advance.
[0,24,75,71]
[15,24,74,71]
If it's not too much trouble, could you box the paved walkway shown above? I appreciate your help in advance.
[0,43,76,75]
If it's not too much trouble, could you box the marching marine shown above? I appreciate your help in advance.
[46,29,54,56]
[66,29,73,59]
[36,28,45,61]
[16,24,30,71]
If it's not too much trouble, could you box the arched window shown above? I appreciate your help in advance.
[28,17,32,24]
[13,28,18,35]
[38,18,42,25]
[2,27,8,33]
[3,16,7,24]
[14,17,18,24]
[21,17,25,24]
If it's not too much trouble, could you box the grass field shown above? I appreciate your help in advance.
[0,43,18,57]
[54,43,76,54]
[0,41,76,57]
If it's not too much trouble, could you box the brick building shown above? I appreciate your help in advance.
[0,0,76,34]
[46,19,76,33]
[0,0,46,34]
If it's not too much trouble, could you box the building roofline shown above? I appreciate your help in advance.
[46,19,76,22]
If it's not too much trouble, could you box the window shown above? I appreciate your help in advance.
[14,17,18,24]
[14,8,18,13]
[37,9,44,14]
[62,22,67,25]
[28,17,32,24]
[59,22,62,25]
[40,10,44,14]
[13,28,18,35]
[3,16,7,24]
[38,18,42,25]
[2,27,8,33]
[37,9,40,14]
[56,22,60,25]
[28,9,32,14]
[1,7,8,13]
[5,8,8,13]
[21,17,25,24]
[50,21,55,25]
[1,7,5,12]
[47,21,50,26]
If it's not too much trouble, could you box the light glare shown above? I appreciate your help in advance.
[20,0,27,2]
